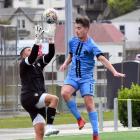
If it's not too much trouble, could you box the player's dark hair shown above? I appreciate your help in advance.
[20,47,30,58]
[75,16,90,28]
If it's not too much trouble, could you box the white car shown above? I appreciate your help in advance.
[135,54,140,61]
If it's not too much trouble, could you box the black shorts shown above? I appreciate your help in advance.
[20,93,46,122]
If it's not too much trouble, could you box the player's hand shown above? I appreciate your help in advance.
[34,25,44,44]
[59,63,67,71]
[113,71,126,78]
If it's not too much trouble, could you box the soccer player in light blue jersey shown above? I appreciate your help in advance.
[59,16,125,140]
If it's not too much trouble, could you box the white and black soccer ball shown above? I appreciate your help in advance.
[43,8,58,24]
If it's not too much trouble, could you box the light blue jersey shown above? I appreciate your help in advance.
[64,36,103,96]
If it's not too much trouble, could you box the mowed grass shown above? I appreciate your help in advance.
[0,111,113,128]
[20,131,140,140]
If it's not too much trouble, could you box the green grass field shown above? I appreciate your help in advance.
[0,111,113,128]
[20,131,140,140]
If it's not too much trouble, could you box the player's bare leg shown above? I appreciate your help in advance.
[61,85,86,129]
[34,123,45,140]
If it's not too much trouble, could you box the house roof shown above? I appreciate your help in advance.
[55,23,124,53]
[0,7,44,22]
[10,7,44,22]
[111,9,140,22]
[0,8,15,20]
[89,23,124,43]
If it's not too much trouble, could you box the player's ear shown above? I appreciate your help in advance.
[20,49,26,59]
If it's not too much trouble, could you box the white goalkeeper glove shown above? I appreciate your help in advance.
[34,25,44,44]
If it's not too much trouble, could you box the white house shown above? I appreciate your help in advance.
[89,23,124,64]
[12,0,65,22]
[111,9,140,52]
[0,7,45,40]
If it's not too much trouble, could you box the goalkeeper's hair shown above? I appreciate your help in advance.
[75,16,90,28]
[20,47,30,58]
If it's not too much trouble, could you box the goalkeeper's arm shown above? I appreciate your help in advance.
[28,44,39,64]
[43,43,55,64]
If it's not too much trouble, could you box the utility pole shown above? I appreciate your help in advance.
[121,36,126,87]
[64,0,73,77]
[65,0,73,58]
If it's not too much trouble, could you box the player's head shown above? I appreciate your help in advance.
[20,47,32,59]
[75,16,90,40]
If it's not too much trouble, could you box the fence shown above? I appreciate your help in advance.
[113,98,140,131]
[0,25,19,112]
[96,98,140,131]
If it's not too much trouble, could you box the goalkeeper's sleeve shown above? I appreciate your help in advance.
[43,43,55,63]
[28,44,39,64]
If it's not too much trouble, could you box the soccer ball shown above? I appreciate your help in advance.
[43,8,58,24]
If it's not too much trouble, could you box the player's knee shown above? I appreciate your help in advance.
[86,104,95,112]
[54,95,59,103]
[61,92,70,101]
[61,91,67,98]
[85,102,95,112]
[61,89,65,97]
[61,88,73,101]
[50,95,59,106]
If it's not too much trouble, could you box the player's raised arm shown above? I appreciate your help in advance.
[27,44,39,64]
[43,43,55,64]
[97,55,125,77]
[19,24,43,64]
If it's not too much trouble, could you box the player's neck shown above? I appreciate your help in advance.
[79,35,88,42]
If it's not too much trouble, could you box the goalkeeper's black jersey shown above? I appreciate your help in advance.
[20,44,55,95]
[20,59,46,94]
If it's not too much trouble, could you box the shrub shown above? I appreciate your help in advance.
[118,83,140,127]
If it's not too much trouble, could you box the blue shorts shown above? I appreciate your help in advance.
[64,76,95,97]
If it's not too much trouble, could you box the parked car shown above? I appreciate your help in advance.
[135,54,140,61]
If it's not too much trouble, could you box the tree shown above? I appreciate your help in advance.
[0,20,10,25]
[107,0,137,18]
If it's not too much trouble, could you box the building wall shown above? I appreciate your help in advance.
[10,15,35,40]
[112,21,140,60]
[0,0,4,8]
[112,21,140,42]
[97,43,123,64]
[13,0,30,8]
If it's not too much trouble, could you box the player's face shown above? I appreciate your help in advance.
[23,48,32,58]
[75,23,89,41]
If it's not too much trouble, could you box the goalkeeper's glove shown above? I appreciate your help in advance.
[34,25,44,44]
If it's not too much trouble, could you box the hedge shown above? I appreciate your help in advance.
[118,84,140,127]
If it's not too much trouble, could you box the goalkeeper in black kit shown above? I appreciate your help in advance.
[19,25,59,140]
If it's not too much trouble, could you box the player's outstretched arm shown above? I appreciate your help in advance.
[97,55,125,78]
[59,54,72,71]
[43,43,55,64]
